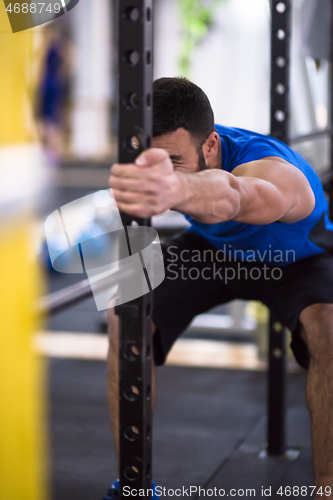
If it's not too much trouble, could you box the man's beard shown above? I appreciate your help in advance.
[197,147,209,171]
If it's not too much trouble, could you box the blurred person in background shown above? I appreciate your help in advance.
[36,24,72,167]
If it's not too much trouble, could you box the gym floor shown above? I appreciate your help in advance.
[43,181,314,500]
[49,357,312,499]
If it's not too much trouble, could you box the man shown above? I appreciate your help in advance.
[105,77,333,498]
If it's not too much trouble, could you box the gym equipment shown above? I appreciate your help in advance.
[114,2,154,497]
[36,265,133,315]
[267,0,292,457]
[267,0,333,457]
[38,0,333,491]
[40,4,155,494]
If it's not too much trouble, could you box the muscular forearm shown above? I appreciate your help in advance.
[173,169,242,224]
[110,149,308,224]
[172,168,298,225]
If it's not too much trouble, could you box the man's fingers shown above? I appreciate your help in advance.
[111,163,144,178]
[109,147,174,219]
[112,188,153,205]
[109,176,142,192]
[135,147,170,167]
[116,201,153,219]
[111,148,171,178]
[109,176,158,194]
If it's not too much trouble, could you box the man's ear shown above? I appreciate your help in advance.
[203,132,220,165]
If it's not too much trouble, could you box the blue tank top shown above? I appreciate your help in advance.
[186,125,333,266]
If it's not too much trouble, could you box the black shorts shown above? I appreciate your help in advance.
[152,231,333,370]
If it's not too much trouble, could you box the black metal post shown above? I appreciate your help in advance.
[267,318,286,455]
[267,0,291,456]
[115,1,154,498]
[270,0,291,143]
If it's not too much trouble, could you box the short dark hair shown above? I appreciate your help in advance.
[153,77,215,146]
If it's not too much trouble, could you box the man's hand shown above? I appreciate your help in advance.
[109,148,183,219]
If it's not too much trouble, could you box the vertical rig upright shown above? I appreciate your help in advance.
[115,1,154,498]
[267,0,291,456]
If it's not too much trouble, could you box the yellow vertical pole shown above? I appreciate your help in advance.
[0,4,48,500]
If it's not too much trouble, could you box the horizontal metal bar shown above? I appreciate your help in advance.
[289,127,333,144]
[36,266,133,316]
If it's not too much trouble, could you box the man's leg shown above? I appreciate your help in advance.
[300,303,333,497]
[107,307,156,465]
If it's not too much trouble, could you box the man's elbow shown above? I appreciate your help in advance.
[190,213,228,224]
[190,205,233,224]
[213,188,242,223]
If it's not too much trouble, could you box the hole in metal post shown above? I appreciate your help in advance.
[275,110,285,122]
[276,29,285,40]
[146,344,151,359]
[124,465,139,481]
[275,83,285,94]
[146,424,151,439]
[125,93,139,109]
[127,136,140,150]
[124,385,140,401]
[125,50,140,66]
[124,425,140,441]
[273,321,283,332]
[146,50,151,65]
[146,7,151,21]
[125,6,140,21]
[276,2,286,13]
[276,57,286,67]
[124,343,140,361]
[146,385,151,400]
[146,463,151,478]
[273,348,283,358]
[146,136,151,148]
[146,303,151,317]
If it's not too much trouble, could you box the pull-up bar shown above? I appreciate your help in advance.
[36,266,133,316]
[290,127,333,144]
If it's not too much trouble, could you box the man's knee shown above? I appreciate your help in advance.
[108,307,119,346]
[300,304,333,364]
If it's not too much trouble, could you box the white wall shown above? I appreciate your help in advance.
[66,0,329,169]
[154,0,271,134]
[68,0,271,159]
[69,0,112,159]
[289,0,330,172]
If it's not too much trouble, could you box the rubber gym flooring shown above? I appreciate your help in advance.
[49,359,312,500]
[47,273,314,500]
[44,184,315,500]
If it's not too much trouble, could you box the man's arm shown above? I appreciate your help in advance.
[109,149,315,224]
[174,156,315,224]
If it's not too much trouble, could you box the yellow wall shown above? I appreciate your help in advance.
[0,3,47,499]
[0,3,33,145]
[0,223,47,500]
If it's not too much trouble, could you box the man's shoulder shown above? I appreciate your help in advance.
[216,124,295,171]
